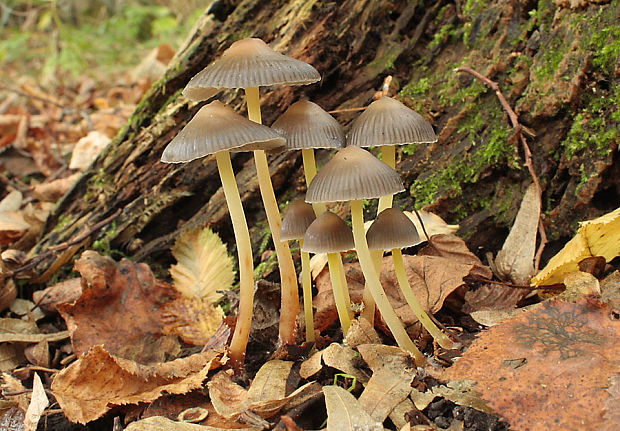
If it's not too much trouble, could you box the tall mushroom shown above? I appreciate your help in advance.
[302,211,355,333]
[367,208,454,349]
[347,96,437,321]
[306,146,424,364]
[182,38,321,346]
[280,200,317,342]
[161,100,284,370]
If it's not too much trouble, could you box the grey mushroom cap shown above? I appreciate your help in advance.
[366,208,422,250]
[305,146,404,203]
[347,96,437,147]
[280,200,316,241]
[183,38,321,101]
[161,101,285,163]
[302,211,355,254]
[271,100,345,150]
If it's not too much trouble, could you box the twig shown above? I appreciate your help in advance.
[7,208,122,277]
[463,274,536,289]
[328,106,367,114]
[455,66,547,271]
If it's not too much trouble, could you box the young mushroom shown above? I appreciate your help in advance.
[302,211,355,333]
[306,146,424,364]
[182,37,321,346]
[161,100,285,370]
[366,208,454,349]
[347,96,437,322]
[280,200,317,342]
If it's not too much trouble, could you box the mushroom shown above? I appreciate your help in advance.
[280,200,317,342]
[302,211,355,333]
[306,146,424,364]
[182,38,321,346]
[161,100,285,370]
[366,208,454,349]
[347,96,437,321]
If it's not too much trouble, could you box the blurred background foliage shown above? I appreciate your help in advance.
[0,0,207,83]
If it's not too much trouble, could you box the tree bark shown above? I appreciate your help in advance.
[31,0,619,277]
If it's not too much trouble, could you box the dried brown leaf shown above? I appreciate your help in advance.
[68,131,110,170]
[603,374,620,431]
[0,407,25,431]
[51,345,223,424]
[32,278,82,313]
[58,251,181,363]
[24,373,48,431]
[323,385,383,431]
[344,317,381,348]
[31,173,80,202]
[495,183,540,285]
[0,344,24,372]
[24,340,49,368]
[403,210,459,241]
[442,298,620,430]
[161,298,224,346]
[125,415,261,430]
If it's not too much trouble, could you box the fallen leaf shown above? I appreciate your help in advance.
[357,344,415,422]
[24,373,48,431]
[558,271,601,301]
[604,374,620,430]
[9,299,45,322]
[68,131,111,170]
[0,407,24,431]
[442,298,620,430]
[125,415,260,430]
[161,298,225,346]
[0,191,22,213]
[0,211,30,246]
[389,397,415,430]
[0,344,24,372]
[532,207,620,286]
[343,317,382,348]
[58,251,181,363]
[323,385,383,431]
[309,253,328,280]
[32,278,82,313]
[404,210,459,241]
[31,173,81,202]
[494,183,540,285]
[51,345,223,424]
[430,380,494,414]
[299,342,368,384]
[24,340,49,368]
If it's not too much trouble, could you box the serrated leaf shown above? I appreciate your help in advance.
[170,227,234,303]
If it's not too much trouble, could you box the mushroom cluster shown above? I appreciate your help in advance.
[162,37,452,370]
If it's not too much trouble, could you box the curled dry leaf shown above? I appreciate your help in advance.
[343,317,382,348]
[323,385,383,431]
[299,343,368,383]
[58,251,181,363]
[532,206,620,286]
[24,340,49,368]
[32,278,82,313]
[24,373,48,431]
[404,210,459,241]
[494,183,540,285]
[51,345,224,424]
[442,298,620,430]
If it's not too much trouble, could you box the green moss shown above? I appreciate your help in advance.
[401,77,432,97]
[429,24,457,51]
[92,221,125,259]
[254,249,279,279]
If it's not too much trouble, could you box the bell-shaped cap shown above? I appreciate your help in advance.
[347,96,437,147]
[161,101,285,163]
[366,208,421,250]
[271,100,344,150]
[305,146,404,203]
[183,38,321,100]
[280,200,316,241]
[302,211,354,254]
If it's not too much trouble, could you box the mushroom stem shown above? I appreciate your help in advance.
[299,239,315,342]
[327,252,353,333]
[362,145,397,324]
[391,248,454,349]
[215,151,255,370]
[245,86,299,346]
[301,148,351,333]
[350,200,424,364]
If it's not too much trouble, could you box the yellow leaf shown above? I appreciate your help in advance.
[531,207,620,286]
[170,227,234,303]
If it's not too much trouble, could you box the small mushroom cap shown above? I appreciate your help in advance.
[271,100,345,150]
[161,101,285,163]
[305,146,404,203]
[280,199,316,241]
[366,208,421,250]
[347,96,437,147]
[183,38,321,100]
[302,211,354,254]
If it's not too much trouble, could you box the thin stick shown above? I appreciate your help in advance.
[455,66,547,270]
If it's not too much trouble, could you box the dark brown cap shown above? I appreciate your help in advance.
[183,38,321,100]
[366,208,421,250]
[302,211,354,254]
[161,101,285,163]
[305,146,404,203]
[347,96,437,147]
[280,199,316,241]
[271,100,344,150]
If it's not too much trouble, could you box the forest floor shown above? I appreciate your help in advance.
[0,2,619,431]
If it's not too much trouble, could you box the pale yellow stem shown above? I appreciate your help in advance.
[328,252,352,333]
[392,248,454,349]
[362,145,396,323]
[215,151,254,370]
[302,148,327,215]
[299,239,315,343]
[245,86,299,346]
[350,200,424,364]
